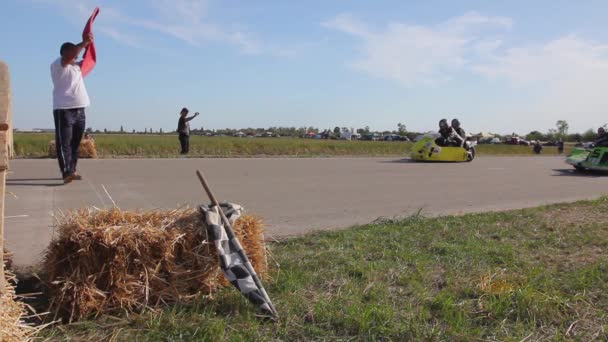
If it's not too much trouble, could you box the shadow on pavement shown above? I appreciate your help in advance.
[552,169,605,178]
[378,158,416,164]
[7,178,64,187]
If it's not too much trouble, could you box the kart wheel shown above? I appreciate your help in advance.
[467,148,476,162]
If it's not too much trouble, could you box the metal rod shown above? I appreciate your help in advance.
[196,170,278,317]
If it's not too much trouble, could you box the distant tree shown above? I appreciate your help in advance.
[364,126,370,134]
[569,133,582,143]
[120,125,124,133]
[85,127,93,133]
[546,128,557,142]
[582,129,596,142]
[397,123,407,135]
[104,128,107,133]
[160,128,163,134]
[556,120,569,139]
[333,126,341,134]
[526,131,544,141]
[132,129,136,134]
[356,128,366,134]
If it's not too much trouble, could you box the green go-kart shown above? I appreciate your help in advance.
[565,146,608,172]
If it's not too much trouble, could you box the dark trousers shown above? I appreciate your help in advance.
[53,108,86,177]
[179,133,190,154]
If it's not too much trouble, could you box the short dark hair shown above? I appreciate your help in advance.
[181,107,189,113]
[60,42,77,56]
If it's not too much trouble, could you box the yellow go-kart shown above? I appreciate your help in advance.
[410,135,476,162]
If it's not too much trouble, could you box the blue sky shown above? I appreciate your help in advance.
[2,0,608,134]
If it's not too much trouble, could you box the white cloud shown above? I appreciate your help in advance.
[474,35,608,131]
[40,0,267,54]
[324,12,608,131]
[98,27,140,48]
[323,12,510,86]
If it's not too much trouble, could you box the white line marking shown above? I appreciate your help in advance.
[6,215,29,219]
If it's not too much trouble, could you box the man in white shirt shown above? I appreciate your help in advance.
[51,33,93,184]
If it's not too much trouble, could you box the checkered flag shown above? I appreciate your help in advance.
[200,203,277,317]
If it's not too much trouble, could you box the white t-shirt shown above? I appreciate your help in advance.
[51,57,90,110]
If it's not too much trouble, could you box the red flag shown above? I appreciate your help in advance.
[81,7,100,78]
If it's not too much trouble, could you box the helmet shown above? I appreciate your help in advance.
[439,119,448,129]
[599,127,606,135]
[451,119,460,129]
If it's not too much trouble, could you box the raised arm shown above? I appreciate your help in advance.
[185,112,200,122]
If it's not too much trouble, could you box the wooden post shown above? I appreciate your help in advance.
[0,61,13,291]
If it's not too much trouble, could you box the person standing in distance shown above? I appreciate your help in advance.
[51,32,93,184]
[177,108,199,154]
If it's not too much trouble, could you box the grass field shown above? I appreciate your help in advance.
[40,197,608,340]
[14,133,572,158]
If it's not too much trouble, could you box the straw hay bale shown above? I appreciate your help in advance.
[43,207,267,322]
[48,138,97,159]
[1,262,37,341]
[2,248,11,271]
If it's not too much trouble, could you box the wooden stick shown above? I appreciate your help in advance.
[196,170,278,317]
[0,167,6,291]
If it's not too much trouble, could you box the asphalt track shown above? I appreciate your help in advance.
[5,157,608,268]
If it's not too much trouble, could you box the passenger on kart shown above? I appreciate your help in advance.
[451,119,466,147]
[593,127,608,147]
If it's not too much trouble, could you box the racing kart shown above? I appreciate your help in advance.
[565,146,608,172]
[410,135,476,162]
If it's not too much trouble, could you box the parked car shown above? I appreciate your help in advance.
[505,137,530,145]
[414,132,441,142]
[361,133,382,141]
[383,134,409,142]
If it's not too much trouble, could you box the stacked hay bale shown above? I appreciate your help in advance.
[1,62,35,340]
[48,138,97,159]
[43,207,267,323]
[1,255,37,341]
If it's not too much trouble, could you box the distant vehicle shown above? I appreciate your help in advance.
[383,134,409,142]
[505,137,530,146]
[361,133,381,141]
[415,132,441,142]
[263,131,276,137]
[340,128,361,140]
[543,141,557,146]
[233,131,246,138]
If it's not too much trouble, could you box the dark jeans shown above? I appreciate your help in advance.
[53,108,86,178]
[179,133,190,154]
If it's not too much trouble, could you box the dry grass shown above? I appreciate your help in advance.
[1,262,38,341]
[48,138,98,159]
[40,197,608,340]
[42,207,266,323]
